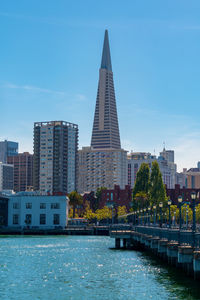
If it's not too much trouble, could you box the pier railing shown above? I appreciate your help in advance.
[135,226,200,247]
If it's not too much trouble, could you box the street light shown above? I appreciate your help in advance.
[159,202,163,227]
[153,205,156,226]
[186,208,189,230]
[191,191,196,247]
[168,199,172,229]
[137,210,139,225]
[140,209,143,225]
[143,208,147,225]
[148,207,151,226]
[178,195,183,230]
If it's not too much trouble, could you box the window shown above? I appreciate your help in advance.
[25,214,32,225]
[53,214,60,225]
[40,214,46,225]
[26,203,32,209]
[13,202,19,209]
[13,214,19,225]
[51,203,60,209]
[40,203,46,209]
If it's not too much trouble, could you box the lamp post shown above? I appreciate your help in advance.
[137,210,139,225]
[159,202,163,227]
[140,209,143,225]
[143,208,146,225]
[148,207,151,226]
[168,199,172,229]
[191,191,196,248]
[186,208,188,230]
[153,205,156,226]
[178,195,183,230]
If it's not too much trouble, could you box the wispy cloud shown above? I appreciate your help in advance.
[75,94,87,101]
[1,82,66,96]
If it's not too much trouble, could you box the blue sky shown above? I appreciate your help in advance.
[1,0,200,171]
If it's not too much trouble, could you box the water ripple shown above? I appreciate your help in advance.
[0,236,200,299]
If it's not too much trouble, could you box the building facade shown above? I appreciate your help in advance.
[175,162,200,189]
[7,152,33,192]
[8,193,68,229]
[0,140,18,163]
[0,163,14,191]
[78,147,127,193]
[127,149,177,189]
[78,30,127,193]
[33,121,78,194]
[0,196,8,226]
[99,184,200,210]
[100,185,132,210]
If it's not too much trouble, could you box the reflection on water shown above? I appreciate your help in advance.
[140,251,200,300]
[0,236,200,300]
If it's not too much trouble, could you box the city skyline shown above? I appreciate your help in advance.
[1,0,200,171]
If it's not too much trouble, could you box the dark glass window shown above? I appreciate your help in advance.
[13,214,19,225]
[53,214,60,225]
[40,214,46,225]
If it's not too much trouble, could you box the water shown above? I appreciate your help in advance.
[0,236,200,300]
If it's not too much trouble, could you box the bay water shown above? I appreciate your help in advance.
[0,236,200,300]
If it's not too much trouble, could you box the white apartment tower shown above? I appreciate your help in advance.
[33,121,78,194]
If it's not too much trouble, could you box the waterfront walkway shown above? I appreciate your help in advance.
[110,224,200,280]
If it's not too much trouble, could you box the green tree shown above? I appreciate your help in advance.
[149,161,167,207]
[94,187,107,211]
[135,191,149,209]
[132,163,150,209]
[68,191,83,218]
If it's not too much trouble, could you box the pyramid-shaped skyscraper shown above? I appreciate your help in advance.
[78,30,127,193]
[91,30,121,149]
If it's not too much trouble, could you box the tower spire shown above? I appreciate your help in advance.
[101,30,112,71]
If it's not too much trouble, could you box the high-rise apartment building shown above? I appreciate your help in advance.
[0,140,18,163]
[78,147,127,192]
[78,30,127,193]
[0,162,14,191]
[33,121,78,194]
[7,152,33,192]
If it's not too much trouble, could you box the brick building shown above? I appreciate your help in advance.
[98,184,200,210]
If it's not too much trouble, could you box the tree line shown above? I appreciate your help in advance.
[68,160,168,222]
[132,161,167,210]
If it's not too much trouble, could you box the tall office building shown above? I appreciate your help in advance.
[78,30,127,193]
[33,121,78,195]
[7,152,33,192]
[91,30,121,150]
[0,140,18,163]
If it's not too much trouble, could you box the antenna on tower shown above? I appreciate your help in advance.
[163,141,166,151]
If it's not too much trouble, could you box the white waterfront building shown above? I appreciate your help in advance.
[8,193,69,229]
